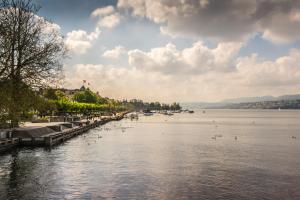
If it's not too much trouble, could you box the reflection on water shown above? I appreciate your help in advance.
[1,109,300,199]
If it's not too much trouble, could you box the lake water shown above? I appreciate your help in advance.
[0,109,300,200]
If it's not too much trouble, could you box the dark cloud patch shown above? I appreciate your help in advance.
[118,0,300,43]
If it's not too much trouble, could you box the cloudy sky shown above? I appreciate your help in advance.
[36,0,300,102]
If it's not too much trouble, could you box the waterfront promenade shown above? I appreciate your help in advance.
[0,112,127,153]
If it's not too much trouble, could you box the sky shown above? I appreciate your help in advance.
[35,0,300,102]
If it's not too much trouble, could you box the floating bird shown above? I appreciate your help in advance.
[235,136,237,140]
[211,136,216,140]
[292,136,297,139]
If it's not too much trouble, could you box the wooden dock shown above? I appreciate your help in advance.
[0,138,19,153]
[0,112,127,153]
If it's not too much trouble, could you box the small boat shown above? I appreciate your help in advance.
[161,111,173,116]
[143,109,153,116]
[172,110,181,113]
[165,111,174,116]
[144,112,153,116]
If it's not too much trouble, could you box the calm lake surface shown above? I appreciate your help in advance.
[0,109,300,200]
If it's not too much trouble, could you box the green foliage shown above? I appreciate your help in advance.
[35,99,57,117]
[170,102,181,110]
[55,100,126,114]
[73,89,98,103]
[43,88,58,100]
[122,99,181,111]
[0,80,41,126]
[55,90,69,101]
[73,88,109,104]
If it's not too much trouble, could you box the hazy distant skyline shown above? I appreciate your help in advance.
[36,0,300,102]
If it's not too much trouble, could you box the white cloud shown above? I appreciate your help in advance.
[102,46,126,59]
[128,41,242,74]
[65,6,122,54]
[41,20,61,35]
[97,13,121,28]
[118,0,300,43]
[64,64,172,101]
[236,49,300,86]
[65,28,101,54]
[61,1,300,102]
[64,43,300,102]
[91,6,121,29]
[31,15,64,43]
[91,6,115,17]
[128,43,184,74]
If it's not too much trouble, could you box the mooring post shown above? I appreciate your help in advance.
[45,137,52,147]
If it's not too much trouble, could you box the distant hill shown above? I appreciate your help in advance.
[223,99,300,109]
[222,96,275,103]
[222,94,300,104]
[181,94,300,109]
[180,102,229,109]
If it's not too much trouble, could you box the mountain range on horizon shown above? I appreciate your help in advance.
[181,94,300,109]
[221,94,300,104]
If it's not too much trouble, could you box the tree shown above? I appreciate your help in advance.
[43,88,58,100]
[73,89,98,104]
[55,90,68,101]
[170,102,181,110]
[0,0,66,127]
[35,98,56,117]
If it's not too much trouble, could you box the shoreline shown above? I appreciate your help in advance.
[0,111,129,154]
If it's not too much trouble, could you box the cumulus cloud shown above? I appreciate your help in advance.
[65,40,300,102]
[102,46,127,59]
[61,1,300,102]
[65,28,101,54]
[97,13,121,28]
[118,0,300,43]
[41,20,61,35]
[91,6,121,28]
[128,41,242,74]
[65,5,122,54]
[236,49,300,86]
[64,64,173,101]
[91,6,115,17]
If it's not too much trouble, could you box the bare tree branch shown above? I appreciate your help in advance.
[0,0,67,126]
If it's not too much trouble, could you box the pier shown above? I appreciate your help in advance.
[0,112,127,153]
